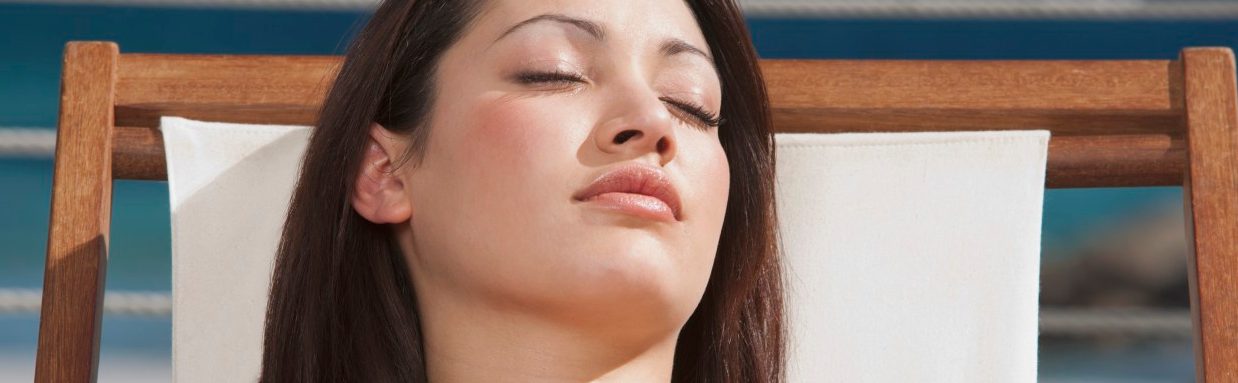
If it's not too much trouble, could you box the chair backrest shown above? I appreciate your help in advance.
[156,116,1048,382]
[36,41,1238,382]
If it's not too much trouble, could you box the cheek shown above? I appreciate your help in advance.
[460,100,542,172]
[675,132,731,276]
[685,133,731,228]
[707,148,731,241]
[408,93,592,302]
[455,94,587,181]
[415,93,589,258]
[705,139,731,205]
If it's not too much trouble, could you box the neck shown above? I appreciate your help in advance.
[413,285,682,382]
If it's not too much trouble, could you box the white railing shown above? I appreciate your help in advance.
[0,287,1194,337]
[0,128,56,158]
[0,288,171,317]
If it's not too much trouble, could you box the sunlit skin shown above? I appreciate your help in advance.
[350,0,730,381]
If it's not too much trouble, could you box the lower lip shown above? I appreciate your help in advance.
[578,192,677,222]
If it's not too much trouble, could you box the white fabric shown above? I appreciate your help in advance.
[776,130,1048,383]
[162,116,1047,382]
[162,116,310,383]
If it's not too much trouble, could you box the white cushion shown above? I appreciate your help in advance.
[776,131,1048,383]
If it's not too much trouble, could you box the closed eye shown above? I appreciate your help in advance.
[513,70,586,86]
[513,71,721,129]
[660,97,721,129]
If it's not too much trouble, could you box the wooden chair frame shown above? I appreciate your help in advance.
[35,41,1238,382]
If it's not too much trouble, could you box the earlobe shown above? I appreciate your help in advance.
[351,123,414,224]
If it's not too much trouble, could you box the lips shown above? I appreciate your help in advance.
[572,164,683,222]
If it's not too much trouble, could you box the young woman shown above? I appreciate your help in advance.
[261,0,784,381]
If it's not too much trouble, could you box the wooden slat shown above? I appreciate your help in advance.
[36,41,118,383]
[113,124,165,180]
[115,53,339,127]
[112,55,1183,136]
[1181,47,1238,382]
[1047,134,1183,187]
[765,60,1174,110]
[762,59,1182,135]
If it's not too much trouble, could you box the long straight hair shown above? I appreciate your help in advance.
[260,1,784,382]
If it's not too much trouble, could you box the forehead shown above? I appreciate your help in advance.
[467,0,710,51]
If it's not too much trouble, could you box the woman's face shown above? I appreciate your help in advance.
[398,0,728,331]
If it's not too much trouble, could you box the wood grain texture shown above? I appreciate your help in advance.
[113,125,165,180]
[761,59,1182,135]
[115,53,339,126]
[1181,47,1238,383]
[112,54,1184,134]
[1047,134,1183,188]
[109,54,1187,187]
[36,41,118,383]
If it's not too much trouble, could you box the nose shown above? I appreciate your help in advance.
[592,88,678,166]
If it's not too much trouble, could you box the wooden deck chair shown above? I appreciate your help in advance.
[36,41,1238,382]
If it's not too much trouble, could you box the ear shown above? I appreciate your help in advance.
[352,122,414,224]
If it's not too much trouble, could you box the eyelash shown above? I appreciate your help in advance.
[514,70,723,129]
[514,70,586,85]
[660,97,722,129]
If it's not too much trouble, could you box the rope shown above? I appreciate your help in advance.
[0,288,1195,337]
[0,128,55,158]
[1039,307,1193,338]
[4,0,1238,19]
[0,288,171,317]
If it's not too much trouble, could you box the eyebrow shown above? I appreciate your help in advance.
[495,13,604,42]
[660,39,714,62]
[493,13,714,62]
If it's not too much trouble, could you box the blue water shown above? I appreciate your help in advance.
[1,3,1227,381]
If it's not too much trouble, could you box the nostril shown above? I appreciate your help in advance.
[613,130,642,144]
[656,137,669,153]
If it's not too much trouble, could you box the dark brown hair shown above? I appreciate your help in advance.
[261,1,784,382]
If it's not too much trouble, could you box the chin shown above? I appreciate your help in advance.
[543,235,704,325]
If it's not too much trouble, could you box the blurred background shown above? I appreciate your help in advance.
[2,0,1234,381]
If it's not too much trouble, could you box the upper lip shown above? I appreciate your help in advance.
[572,163,683,221]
